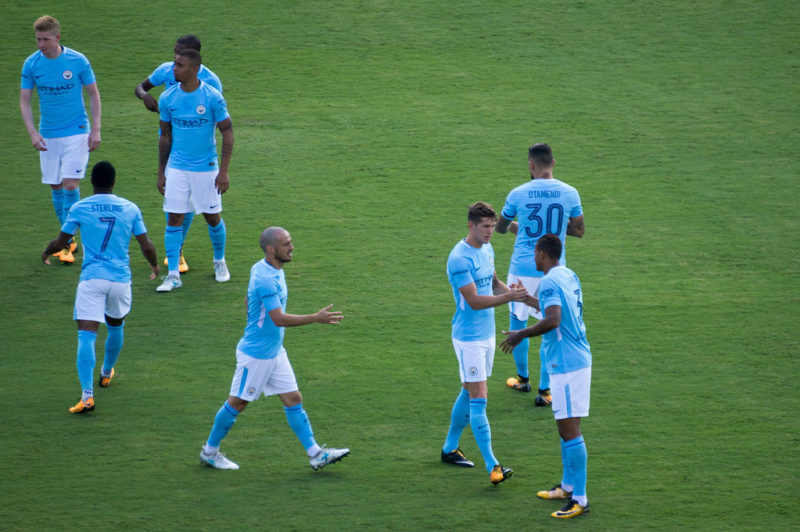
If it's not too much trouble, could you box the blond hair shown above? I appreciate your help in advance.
[34,15,60,35]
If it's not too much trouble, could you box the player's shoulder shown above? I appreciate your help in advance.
[61,46,90,63]
[160,83,181,99]
[552,178,580,193]
[201,81,224,99]
[199,65,222,87]
[22,50,42,65]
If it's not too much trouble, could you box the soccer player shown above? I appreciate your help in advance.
[21,15,102,264]
[199,227,349,471]
[156,48,233,292]
[134,34,223,274]
[496,143,585,406]
[42,161,159,413]
[441,201,532,485]
[499,234,592,518]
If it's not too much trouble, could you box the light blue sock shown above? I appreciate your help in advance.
[102,322,124,374]
[76,330,97,393]
[62,188,80,222]
[509,315,530,379]
[51,189,64,224]
[207,402,240,448]
[538,347,550,391]
[469,398,498,473]
[181,212,194,245]
[560,439,573,490]
[564,436,587,497]
[164,226,183,274]
[443,387,471,452]
[284,404,318,452]
[208,219,226,261]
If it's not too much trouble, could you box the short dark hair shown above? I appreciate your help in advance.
[175,34,202,52]
[467,201,497,224]
[91,161,116,189]
[176,48,202,67]
[528,143,554,167]
[536,233,562,260]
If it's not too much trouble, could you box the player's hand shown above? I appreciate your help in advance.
[142,94,159,113]
[499,330,523,354]
[88,130,101,152]
[215,171,230,194]
[149,263,160,280]
[31,133,47,151]
[316,304,343,325]
[507,283,529,302]
[157,173,166,196]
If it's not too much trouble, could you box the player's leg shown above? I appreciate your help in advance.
[441,385,473,467]
[193,171,229,282]
[506,312,531,391]
[159,169,191,291]
[98,282,132,387]
[162,212,191,273]
[59,134,89,259]
[270,348,348,470]
[462,339,512,484]
[70,280,107,413]
[203,213,229,283]
[200,350,261,469]
[549,368,591,518]
[536,348,552,406]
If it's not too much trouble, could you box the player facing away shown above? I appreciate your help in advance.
[21,15,102,264]
[500,234,592,519]
[134,34,223,274]
[42,161,159,413]
[496,143,584,406]
[199,227,349,471]
[156,48,232,292]
[441,202,533,485]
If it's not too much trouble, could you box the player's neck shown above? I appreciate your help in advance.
[265,256,284,270]
[541,261,558,275]
[465,235,483,248]
[43,44,63,60]
[180,77,201,92]
[532,171,553,180]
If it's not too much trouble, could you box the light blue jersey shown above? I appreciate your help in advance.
[159,81,229,172]
[502,179,582,277]
[148,62,222,92]
[447,240,496,342]
[538,265,592,374]
[20,46,96,138]
[62,194,147,283]
[236,259,287,360]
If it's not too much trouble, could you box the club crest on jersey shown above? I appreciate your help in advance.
[196,104,207,115]
[62,70,73,80]
[247,387,256,396]
[468,366,478,377]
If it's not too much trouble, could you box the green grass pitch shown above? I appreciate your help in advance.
[1,1,798,530]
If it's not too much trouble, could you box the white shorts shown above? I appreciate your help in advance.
[163,167,222,214]
[550,367,591,420]
[73,279,132,322]
[229,347,298,401]
[507,274,542,321]
[40,133,89,185]
[452,337,495,383]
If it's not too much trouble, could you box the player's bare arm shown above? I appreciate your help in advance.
[42,231,74,264]
[85,82,102,151]
[566,215,585,238]
[268,304,343,327]
[135,233,160,280]
[134,78,159,112]
[499,304,561,353]
[215,118,233,194]
[157,120,172,195]
[20,89,46,151]
[496,216,513,234]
